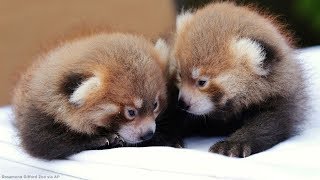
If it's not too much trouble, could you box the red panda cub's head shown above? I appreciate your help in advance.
[33,33,169,144]
[172,2,298,117]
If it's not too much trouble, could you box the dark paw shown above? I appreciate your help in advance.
[137,135,184,148]
[157,136,184,148]
[158,137,184,148]
[91,134,125,149]
[209,141,252,158]
[172,138,184,148]
[106,134,125,148]
[90,137,111,149]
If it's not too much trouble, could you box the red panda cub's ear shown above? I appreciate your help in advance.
[176,11,194,32]
[155,38,170,61]
[231,38,277,76]
[154,38,170,71]
[67,75,101,106]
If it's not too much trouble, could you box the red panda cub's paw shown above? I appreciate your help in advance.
[137,133,184,148]
[173,139,184,148]
[155,136,184,148]
[105,133,125,148]
[209,141,252,158]
[89,134,125,149]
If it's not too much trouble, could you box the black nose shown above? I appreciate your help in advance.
[178,99,190,110]
[140,130,154,141]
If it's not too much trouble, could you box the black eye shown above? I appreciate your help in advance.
[153,101,158,110]
[128,109,136,117]
[197,80,207,87]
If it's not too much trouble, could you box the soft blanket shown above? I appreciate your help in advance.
[0,47,319,180]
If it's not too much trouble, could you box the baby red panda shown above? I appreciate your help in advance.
[171,2,306,157]
[13,32,169,159]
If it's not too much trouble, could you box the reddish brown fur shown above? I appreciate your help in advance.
[169,2,306,157]
[173,2,300,111]
[13,31,168,159]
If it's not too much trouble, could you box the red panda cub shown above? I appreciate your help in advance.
[172,2,306,157]
[13,32,169,160]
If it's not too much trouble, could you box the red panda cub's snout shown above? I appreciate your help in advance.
[13,32,170,159]
[172,2,306,157]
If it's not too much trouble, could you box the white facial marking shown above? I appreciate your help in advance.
[69,76,101,106]
[117,117,156,144]
[144,117,157,133]
[176,11,194,32]
[134,98,143,109]
[179,85,214,115]
[155,38,170,61]
[192,68,200,79]
[190,96,214,115]
[98,104,119,114]
[231,38,268,76]
[93,104,119,126]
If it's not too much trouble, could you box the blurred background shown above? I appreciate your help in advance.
[0,0,319,105]
[175,0,320,46]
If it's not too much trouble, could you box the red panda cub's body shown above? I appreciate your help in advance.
[13,32,169,159]
[172,2,306,157]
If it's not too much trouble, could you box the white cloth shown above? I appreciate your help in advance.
[0,47,319,180]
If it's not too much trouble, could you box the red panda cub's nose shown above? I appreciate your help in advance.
[178,98,190,111]
[140,130,155,141]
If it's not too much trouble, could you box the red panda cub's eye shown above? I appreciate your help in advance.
[124,107,137,120]
[196,79,207,88]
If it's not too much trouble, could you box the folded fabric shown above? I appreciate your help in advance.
[0,47,319,180]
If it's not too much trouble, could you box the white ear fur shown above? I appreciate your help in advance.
[69,76,101,106]
[231,38,268,76]
[155,38,170,59]
[154,38,170,66]
[176,11,194,32]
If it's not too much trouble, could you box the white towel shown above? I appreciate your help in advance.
[1,47,320,180]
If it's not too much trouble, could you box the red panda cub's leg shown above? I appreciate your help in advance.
[209,97,299,157]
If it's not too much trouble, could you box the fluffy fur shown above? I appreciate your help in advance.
[13,32,169,159]
[170,2,307,157]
